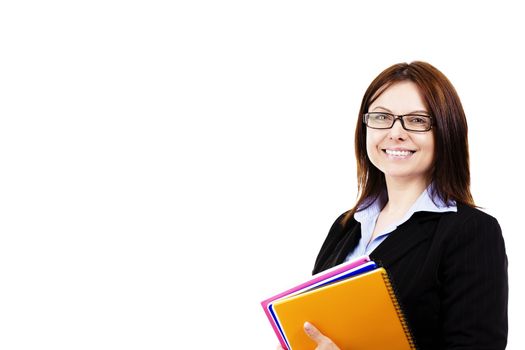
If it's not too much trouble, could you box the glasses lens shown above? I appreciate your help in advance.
[366,113,394,128]
[404,115,432,131]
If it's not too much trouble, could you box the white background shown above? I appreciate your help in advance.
[1,1,523,349]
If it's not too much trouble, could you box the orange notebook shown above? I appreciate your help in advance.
[271,268,415,350]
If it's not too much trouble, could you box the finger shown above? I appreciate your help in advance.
[303,321,331,345]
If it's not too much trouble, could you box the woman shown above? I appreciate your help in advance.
[278,62,508,349]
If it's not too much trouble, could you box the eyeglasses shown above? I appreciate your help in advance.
[363,112,434,132]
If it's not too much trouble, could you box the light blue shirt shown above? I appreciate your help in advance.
[345,186,457,262]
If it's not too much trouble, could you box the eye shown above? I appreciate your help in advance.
[406,116,428,124]
[371,113,391,121]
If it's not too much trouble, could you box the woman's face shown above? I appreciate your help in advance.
[366,81,435,183]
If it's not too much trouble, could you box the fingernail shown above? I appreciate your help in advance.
[304,321,312,334]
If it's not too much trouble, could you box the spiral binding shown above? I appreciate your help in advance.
[380,270,417,350]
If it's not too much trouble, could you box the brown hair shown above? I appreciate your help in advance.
[343,61,474,225]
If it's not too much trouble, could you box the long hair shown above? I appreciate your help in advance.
[343,61,474,225]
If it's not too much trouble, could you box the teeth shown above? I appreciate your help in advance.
[385,149,413,156]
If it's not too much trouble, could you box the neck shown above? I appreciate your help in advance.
[383,176,429,216]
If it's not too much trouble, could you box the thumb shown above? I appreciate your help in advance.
[303,322,330,345]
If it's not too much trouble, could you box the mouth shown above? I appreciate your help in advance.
[382,149,416,158]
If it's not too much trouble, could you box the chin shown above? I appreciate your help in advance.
[384,171,428,181]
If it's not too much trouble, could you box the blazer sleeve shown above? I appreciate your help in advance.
[440,213,508,349]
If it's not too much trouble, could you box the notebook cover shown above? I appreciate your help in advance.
[268,262,377,349]
[272,268,415,350]
[261,256,370,348]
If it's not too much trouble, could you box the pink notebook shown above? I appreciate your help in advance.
[261,256,370,349]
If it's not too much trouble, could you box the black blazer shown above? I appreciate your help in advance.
[313,203,508,350]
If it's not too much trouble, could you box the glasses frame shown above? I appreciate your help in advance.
[363,112,434,132]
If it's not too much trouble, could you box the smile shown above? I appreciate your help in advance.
[383,149,416,157]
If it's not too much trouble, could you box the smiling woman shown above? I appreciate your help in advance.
[275,62,508,350]
[365,81,435,189]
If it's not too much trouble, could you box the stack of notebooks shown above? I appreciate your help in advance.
[261,256,416,350]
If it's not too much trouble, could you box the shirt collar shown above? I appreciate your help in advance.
[354,184,457,224]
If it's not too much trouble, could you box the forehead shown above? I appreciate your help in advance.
[369,81,428,113]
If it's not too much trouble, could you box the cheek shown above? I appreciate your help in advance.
[415,134,435,162]
[426,134,435,153]
[365,130,380,154]
[365,130,384,164]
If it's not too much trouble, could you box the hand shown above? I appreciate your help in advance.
[275,322,341,350]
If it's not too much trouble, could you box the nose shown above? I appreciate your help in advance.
[388,118,408,140]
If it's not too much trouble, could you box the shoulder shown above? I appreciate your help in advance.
[333,209,357,229]
[457,203,498,221]
[439,203,500,230]
[322,210,357,244]
[312,210,359,274]
[438,203,505,252]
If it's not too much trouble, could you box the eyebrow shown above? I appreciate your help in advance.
[372,106,430,115]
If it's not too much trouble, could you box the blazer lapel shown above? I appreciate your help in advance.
[370,211,443,268]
